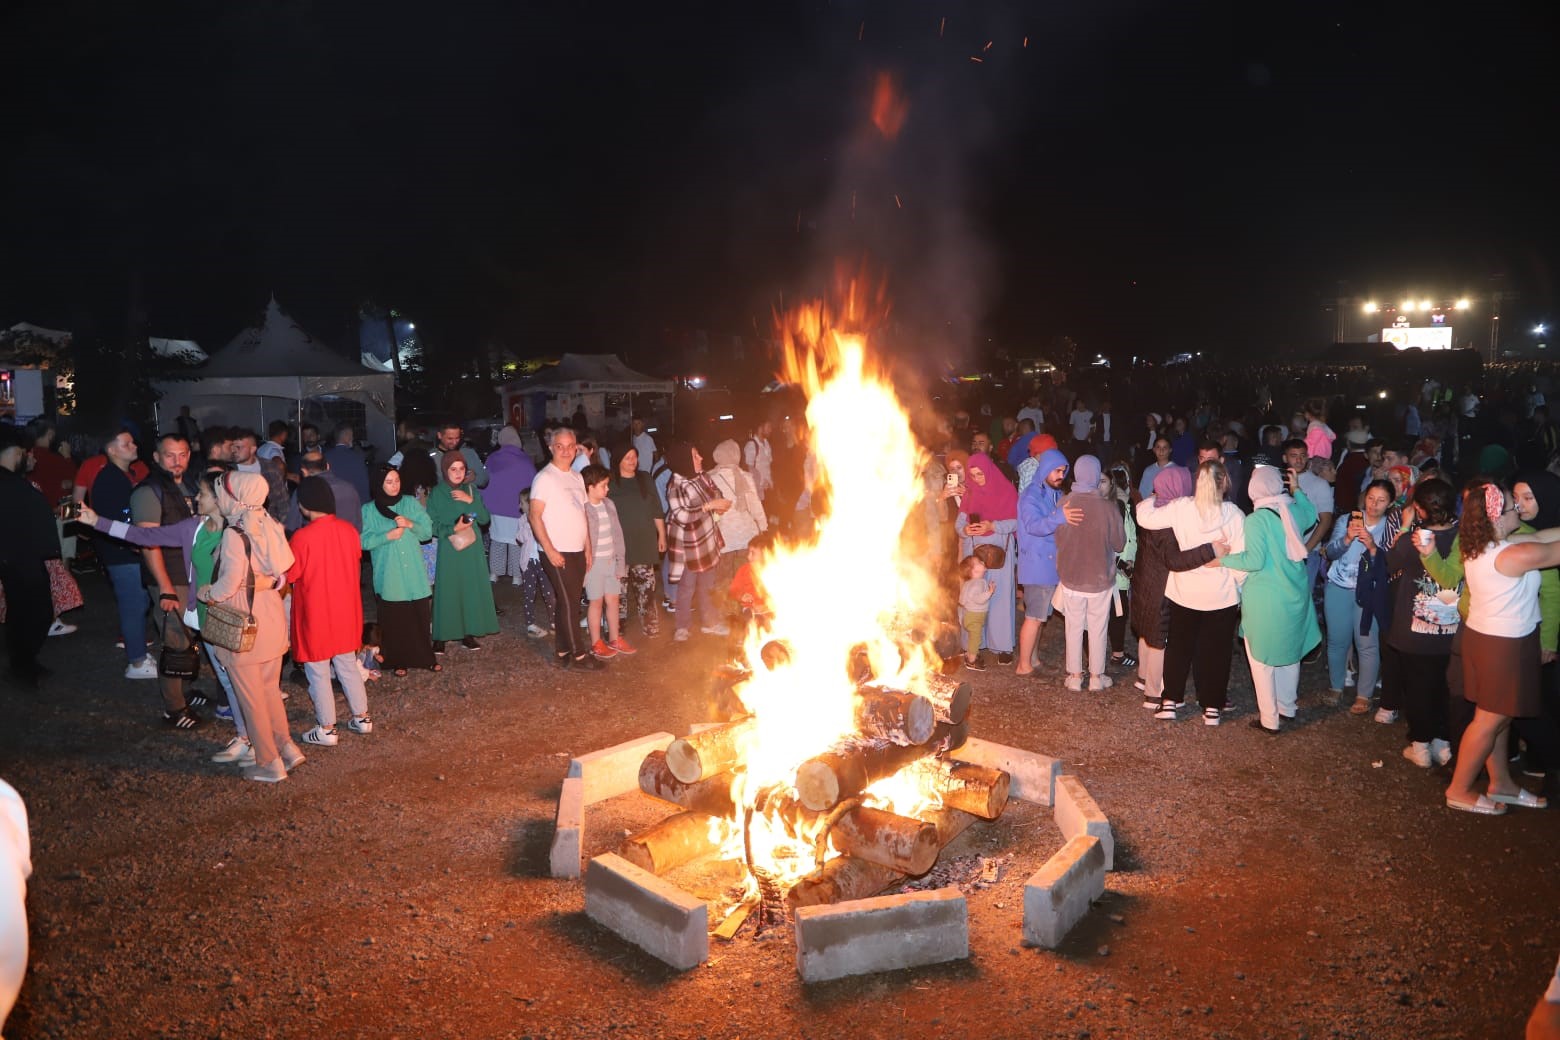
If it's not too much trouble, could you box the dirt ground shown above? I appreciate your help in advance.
[2,574,1556,1040]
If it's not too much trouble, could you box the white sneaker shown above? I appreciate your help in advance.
[48,619,77,637]
[125,657,158,680]
[701,623,731,636]
[673,629,691,642]
[302,725,339,747]
[1402,742,1432,768]
[1203,707,1222,726]
[1089,674,1114,691]
[1374,708,1400,724]
[1344,669,1356,688]
[1429,738,1453,766]
[347,714,374,735]
[1064,674,1084,691]
[211,738,254,765]
[526,624,547,639]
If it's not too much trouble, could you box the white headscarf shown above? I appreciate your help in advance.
[1248,466,1308,562]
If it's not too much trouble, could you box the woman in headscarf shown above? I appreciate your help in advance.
[1128,466,1218,710]
[663,441,732,640]
[1136,460,1246,725]
[427,451,498,652]
[197,471,300,783]
[482,426,538,586]
[956,452,1019,665]
[1218,465,1322,733]
[707,439,768,615]
[1509,470,1560,782]
[607,443,666,638]
[360,464,438,676]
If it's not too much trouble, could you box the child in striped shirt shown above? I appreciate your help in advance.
[581,465,633,659]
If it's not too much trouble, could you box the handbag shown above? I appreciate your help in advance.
[447,524,477,551]
[158,609,202,680]
[204,529,259,653]
[711,471,761,549]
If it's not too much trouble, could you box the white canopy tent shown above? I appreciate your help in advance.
[152,297,396,457]
[496,353,673,436]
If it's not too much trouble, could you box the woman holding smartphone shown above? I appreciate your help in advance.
[427,452,497,652]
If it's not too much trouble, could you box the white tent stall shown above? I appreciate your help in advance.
[496,353,673,440]
[152,297,396,458]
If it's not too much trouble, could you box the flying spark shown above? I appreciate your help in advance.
[894,194,902,209]
[983,40,993,51]
[969,55,984,63]
[858,21,864,41]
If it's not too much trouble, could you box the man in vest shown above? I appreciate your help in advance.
[130,433,204,729]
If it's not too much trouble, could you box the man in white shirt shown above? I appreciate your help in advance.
[1069,403,1095,451]
[530,428,599,670]
[630,418,656,474]
[1017,393,1045,432]
[1283,439,1334,594]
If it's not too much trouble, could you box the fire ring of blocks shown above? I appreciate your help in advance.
[546,693,1115,983]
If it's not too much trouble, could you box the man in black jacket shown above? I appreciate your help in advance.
[0,428,59,686]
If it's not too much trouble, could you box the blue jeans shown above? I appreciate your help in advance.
[106,563,149,664]
[674,566,720,632]
[1324,581,1379,694]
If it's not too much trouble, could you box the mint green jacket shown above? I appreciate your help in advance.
[360,498,433,601]
[1220,495,1322,666]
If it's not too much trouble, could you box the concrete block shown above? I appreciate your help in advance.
[954,737,1061,806]
[794,888,968,983]
[584,853,709,971]
[688,722,721,733]
[1053,774,1114,871]
[548,776,584,878]
[568,731,675,804]
[1023,835,1105,950]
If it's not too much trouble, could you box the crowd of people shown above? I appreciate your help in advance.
[926,366,1559,815]
[2,358,1559,810]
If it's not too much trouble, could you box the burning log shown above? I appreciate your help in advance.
[784,804,981,907]
[913,674,972,726]
[829,804,940,874]
[665,718,759,784]
[637,751,737,817]
[853,686,936,746]
[617,811,730,876]
[794,720,969,812]
[708,665,750,721]
[933,761,1010,820]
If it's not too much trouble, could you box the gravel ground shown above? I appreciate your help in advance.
[2,574,1556,1039]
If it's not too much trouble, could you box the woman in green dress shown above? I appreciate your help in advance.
[1218,465,1322,733]
[361,464,440,675]
[427,451,498,651]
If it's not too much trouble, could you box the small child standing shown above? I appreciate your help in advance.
[516,490,557,639]
[581,465,634,659]
[1303,398,1335,463]
[729,531,773,622]
[958,554,996,671]
[357,622,383,683]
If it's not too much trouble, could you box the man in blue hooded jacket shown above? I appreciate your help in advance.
[1015,447,1081,676]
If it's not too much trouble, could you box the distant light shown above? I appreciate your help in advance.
[1455,299,1470,311]
[1400,300,1415,312]
[1362,302,1379,314]
[1418,300,1433,311]
[1355,404,1368,410]
[1537,324,1549,336]
[1378,390,1389,399]
[718,414,734,421]
[407,322,416,330]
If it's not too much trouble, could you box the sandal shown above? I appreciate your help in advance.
[1486,788,1548,810]
[1445,794,1507,816]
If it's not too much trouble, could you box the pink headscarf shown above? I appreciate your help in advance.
[1151,464,1194,507]
[961,452,1018,522]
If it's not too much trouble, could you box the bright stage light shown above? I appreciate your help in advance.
[1401,300,1415,312]
[1537,324,1549,336]
[1455,299,1470,311]
[1363,302,1379,314]
[1419,300,1433,311]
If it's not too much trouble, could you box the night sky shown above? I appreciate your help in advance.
[3,0,1556,370]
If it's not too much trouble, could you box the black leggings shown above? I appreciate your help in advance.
[1162,601,1239,710]
[1392,647,1451,744]
[540,551,587,659]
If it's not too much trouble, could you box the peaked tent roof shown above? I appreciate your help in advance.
[498,353,674,394]
[200,296,367,378]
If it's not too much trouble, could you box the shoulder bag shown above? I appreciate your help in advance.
[204,529,259,653]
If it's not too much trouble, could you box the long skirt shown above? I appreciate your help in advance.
[378,596,437,670]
